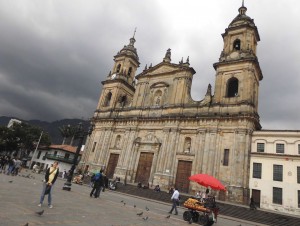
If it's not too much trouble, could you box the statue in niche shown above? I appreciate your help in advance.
[184,138,191,153]
[156,96,161,105]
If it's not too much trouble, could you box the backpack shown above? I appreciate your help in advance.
[94,173,102,181]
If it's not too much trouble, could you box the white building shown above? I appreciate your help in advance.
[250,130,300,215]
[30,145,82,174]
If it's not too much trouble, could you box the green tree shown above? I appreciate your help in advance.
[0,123,51,156]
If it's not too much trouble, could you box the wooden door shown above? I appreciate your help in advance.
[251,189,261,207]
[106,154,119,179]
[175,160,192,193]
[135,152,154,184]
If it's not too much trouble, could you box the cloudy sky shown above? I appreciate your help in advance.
[0,0,299,129]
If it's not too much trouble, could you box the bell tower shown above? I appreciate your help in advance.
[96,32,140,111]
[213,2,263,114]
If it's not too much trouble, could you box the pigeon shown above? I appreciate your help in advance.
[121,200,124,203]
[123,202,126,206]
[23,223,29,226]
[166,215,171,219]
[8,181,13,183]
[137,211,143,216]
[35,209,44,216]
[142,216,148,221]
[145,206,149,211]
[133,204,136,208]
[188,218,193,224]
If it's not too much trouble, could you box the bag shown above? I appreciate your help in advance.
[94,173,101,181]
[44,184,52,195]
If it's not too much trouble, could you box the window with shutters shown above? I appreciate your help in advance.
[253,163,262,179]
[273,187,282,205]
[257,143,265,152]
[276,143,284,154]
[273,165,283,181]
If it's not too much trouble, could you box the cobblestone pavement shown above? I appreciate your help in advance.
[0,171,269,226]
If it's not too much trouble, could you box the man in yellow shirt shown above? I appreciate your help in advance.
[38,161,59,208]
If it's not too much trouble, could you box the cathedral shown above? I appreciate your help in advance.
[81,3,263,204]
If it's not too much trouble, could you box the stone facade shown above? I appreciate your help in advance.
[81,4,263,204]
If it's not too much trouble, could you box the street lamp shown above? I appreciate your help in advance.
[62,122,94,191]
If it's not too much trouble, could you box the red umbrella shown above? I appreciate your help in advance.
[189,174,226,191]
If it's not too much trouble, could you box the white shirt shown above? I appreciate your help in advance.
[171,189,180,200]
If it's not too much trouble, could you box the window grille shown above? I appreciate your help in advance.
[273,187,282,205]
[276,143,284,154]
[253,163,262,179]
[257,143,265,152]
[273,165,283,181]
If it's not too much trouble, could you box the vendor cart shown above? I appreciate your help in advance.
[182,197,219,226]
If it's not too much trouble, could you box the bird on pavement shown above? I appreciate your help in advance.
[133,204,136,208]
[35,209,44,216]
[137,211,143,216]
[8,181,13,183]
[23,223,29,226]
[166,215,171,219]
[145,206,149,211]
[142,216,148,221]
[123,202,126,206]
[188,218,193,224]
[121,200,124,203]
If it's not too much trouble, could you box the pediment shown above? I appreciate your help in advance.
[147,64,179,76]
[137,62,190,78]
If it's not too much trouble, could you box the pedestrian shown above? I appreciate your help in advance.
[249,197,257,210]
[6,156,15,175]
[13,157,22,176]
[38,161,59,208]
[90,170,103,198]
[62,169,66,179]
[168,187,179,215]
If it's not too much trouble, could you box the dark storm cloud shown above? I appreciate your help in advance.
[0,0,299,130]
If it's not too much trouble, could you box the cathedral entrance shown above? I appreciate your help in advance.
[106,153,119,179]
[135,152,154,184]
[175,160,192,193]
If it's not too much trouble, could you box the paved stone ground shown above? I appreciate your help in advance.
[1,170,296,226]
[1,171,193,226]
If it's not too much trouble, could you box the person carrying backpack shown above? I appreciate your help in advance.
[89,170,103,198]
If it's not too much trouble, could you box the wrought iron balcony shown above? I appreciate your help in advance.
[45,154,81,164]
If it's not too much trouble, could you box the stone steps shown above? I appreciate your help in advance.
[115,183,300,226]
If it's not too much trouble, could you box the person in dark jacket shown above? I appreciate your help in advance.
[90,170,103,198]
[38,161,59,208]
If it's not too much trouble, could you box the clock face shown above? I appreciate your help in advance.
[111,73,116,79]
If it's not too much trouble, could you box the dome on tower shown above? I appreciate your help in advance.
[116,37,139,62]
[229,3,255,28]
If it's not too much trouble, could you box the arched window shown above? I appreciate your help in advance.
[184,137,191,153]
[233,39,241,51]
[227,78,239,97]
[120,95,127,107]
[127,67,132,76]
[104,92,112,106]
[116,64,121,73]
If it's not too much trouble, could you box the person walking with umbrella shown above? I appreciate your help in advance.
[168,187,179,215]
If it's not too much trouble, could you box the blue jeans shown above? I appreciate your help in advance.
[39,183,53,205]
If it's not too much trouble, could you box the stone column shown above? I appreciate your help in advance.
[156,131,168,173]
[93,129,105,163]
